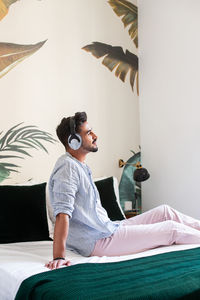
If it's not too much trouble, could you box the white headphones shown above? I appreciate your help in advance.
[68,117,82,150]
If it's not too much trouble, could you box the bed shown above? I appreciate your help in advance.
[1,178,200,299]
[1,242,200,299]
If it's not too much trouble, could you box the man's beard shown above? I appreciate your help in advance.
[82,141,98,153]
[90,146,98,152]
[83,145,98,152]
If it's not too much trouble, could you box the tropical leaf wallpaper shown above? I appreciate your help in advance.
[0,124,56,183]
[0,0,56,184]
[109,0,138,47]
[0,40,47,79]
[1,0,139,186]
[0,0,46,79]
[82,0,138,93]
[83,42,138,91]
[0,0,18,21]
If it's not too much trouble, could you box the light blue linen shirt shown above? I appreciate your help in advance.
[49,152,119,256]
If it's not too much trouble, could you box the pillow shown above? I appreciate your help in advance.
[0,183,52,243]
[94,177,125,221]
[10,179,55,239]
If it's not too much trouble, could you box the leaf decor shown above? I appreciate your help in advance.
[0,40,47,79]
[119,151,141,211]
[108,0,138,48]
[82,0,138,94]
[82,42,138,93]
[0,164,10,182]
[0,0,18,21]
[0,123,57,183]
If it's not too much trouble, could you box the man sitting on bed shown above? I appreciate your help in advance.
[46,111,200,270]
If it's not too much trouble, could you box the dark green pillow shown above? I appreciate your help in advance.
[0,183,51,243]
[94,177,125,221]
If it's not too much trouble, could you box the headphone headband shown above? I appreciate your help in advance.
[69,117,76,135]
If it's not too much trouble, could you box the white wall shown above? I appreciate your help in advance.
[139,0,200,218]
[1,0,139,184]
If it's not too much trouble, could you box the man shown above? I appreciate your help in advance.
[46,112,119,269]
[46,112,200,270]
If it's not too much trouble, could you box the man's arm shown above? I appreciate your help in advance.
[45,213,71,270]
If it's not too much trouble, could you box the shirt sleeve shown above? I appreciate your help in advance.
[50,160,80,218]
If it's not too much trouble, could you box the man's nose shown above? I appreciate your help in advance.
[92,132,97,140]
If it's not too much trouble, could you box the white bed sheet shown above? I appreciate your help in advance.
[0,241,200,300]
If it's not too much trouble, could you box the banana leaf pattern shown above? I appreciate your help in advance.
[0,0,18,21]
[0,123,57,183]
[0,40,47,79]
[82,0,138,93]
[0,0,46,79]
[108,0,138,48]
[82,42,138,91]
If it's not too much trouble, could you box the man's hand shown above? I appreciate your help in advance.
[45,258,71,270]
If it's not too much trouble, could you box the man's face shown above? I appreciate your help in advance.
[79,122,98,153]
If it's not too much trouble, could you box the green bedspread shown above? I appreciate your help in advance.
[15,247,200,300]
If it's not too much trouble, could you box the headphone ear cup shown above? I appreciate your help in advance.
[68,134,82,150]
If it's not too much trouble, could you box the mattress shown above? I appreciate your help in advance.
[0,241,200,300]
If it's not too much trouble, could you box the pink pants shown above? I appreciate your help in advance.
[91,205,200,256]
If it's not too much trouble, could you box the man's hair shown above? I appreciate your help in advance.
[56,112,87,149]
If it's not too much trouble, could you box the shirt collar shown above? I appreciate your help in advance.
[66,151,86,167]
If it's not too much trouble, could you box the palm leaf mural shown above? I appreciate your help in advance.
[0,123,57,183]
[108,0,138,48]
[0,0,18,21]
[0,40,47,79]
[82,42,138,93]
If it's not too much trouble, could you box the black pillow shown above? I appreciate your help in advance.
[94,177,125,221]
[0,183,51,243]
